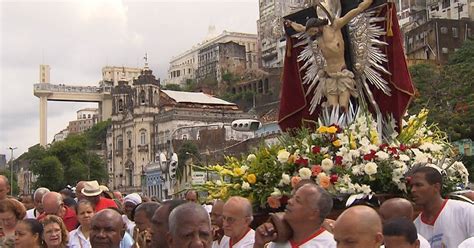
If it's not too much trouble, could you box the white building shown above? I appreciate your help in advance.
[102,66,142,86]
[166,29,258,87]
[427,0,474,20]
[69,108,99,134]
[53,129,69,143]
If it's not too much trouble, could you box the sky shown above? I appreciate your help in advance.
[0,0,259,160]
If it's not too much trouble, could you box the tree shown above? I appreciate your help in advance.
[31,156,64,191]
[163,84,182,91]
[0,169,19,195]
[177,141,200,183]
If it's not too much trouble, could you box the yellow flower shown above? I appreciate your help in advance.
[332,139,342,147]
[317,126,329,133]
[418,108,429,119]
[370,129,379,144]
[324,154,330,158]
[247,174,257,184]
[287,154,297,164]
[220,187,229,198]
[233,167,245,176]
[213,165,223,171]
[350,133,357,149]
[327,126,338,134]
[219,168,234,176]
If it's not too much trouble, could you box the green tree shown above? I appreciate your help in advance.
[0,169,19,195]
[31,156,64,191]
[163,84,182,91]
[177,141,200,182]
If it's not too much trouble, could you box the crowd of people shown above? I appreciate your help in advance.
[0,166,473,248]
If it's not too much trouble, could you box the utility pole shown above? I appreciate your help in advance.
[8,147,17,195]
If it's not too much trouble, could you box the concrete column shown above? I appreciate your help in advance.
[39,96,48,147]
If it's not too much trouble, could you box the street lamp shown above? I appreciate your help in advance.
[8,146,17,195]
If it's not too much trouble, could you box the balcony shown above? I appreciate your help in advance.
[138,144,149,152]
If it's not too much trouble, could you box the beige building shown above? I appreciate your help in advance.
[39,64,50,83]
[68,108,99,134]
[102,66,142,86]
[165,30,258,87]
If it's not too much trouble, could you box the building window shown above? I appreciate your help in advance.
[140,131,146,145]
[442,47,449,53]
[442,0,449,9]
[117,136,123,151]
[140,90,146,105]
[127,131,132,148]
[118,99,123,112]
[440,27,448,34]
[88,114,91,119]
[452,27,458,38]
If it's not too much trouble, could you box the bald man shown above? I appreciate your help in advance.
[379,198,430,248]
[0,175,10,200]
[220,196,255,248]
[41,191,78,231]
[167,203,213,248]
[333,205,383,248]
[90,209,126,248]
[211,200,225,248]
[254,184,336,248]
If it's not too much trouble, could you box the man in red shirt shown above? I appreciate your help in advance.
[81,180,117,211]
[40,191,78,231]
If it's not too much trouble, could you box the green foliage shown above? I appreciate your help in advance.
[221,91,254,103]
[163,84,182,91]
[23,121,110,190]
[409,40,474,141]
[462,156,474,182]
[177,141,200,182]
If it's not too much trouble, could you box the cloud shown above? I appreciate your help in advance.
[0,0,259,158]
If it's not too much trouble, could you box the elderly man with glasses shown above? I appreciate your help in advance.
[39,191,78,231]
[218,196,255,248]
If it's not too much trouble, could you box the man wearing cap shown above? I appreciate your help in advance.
[123,193,142,235]
[82,180,118,212]
[410,166,474,247]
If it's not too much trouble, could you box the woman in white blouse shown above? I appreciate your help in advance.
[68,200,95,248]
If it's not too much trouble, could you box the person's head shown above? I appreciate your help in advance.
[150,199,186,248]
[42,192,66,218]
[222,196,253,239]
[33,187,50,214]
[59,188,73,200]
[333,205,383,248]
[379,198,414,224]
[383,218,420,248]
[0,175,10,200]
[90,209,125,248]
[41,214,69,248]
[20,194,35,210]
[167,203,212,248]
[82,180,103,205]
[210,199,224,229]
[134,202,160,231]
[305,17,328,39]
[15,219,44,248]
[75,181,86,201]
[123,193,142,218]
[285,184,333,226]
[185,190,199,203]
[75,199,95,228]
[409,166,443,206]
[0,198,27,232]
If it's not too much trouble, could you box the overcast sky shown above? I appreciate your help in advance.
[0,0,259,160]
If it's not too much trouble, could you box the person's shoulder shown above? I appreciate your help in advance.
[458,237,474,248]
[446,199,474,211]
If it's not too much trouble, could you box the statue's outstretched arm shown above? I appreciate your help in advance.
[334,0,373,29]
[284,19,306,33]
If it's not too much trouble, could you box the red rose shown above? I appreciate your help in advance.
[399,144,408,152]
[363,150,377,161]
[330,174,339,183]
[295,157,309,166]
[335,156,343,165]
[312,146,321,154]
[311,165,322,176]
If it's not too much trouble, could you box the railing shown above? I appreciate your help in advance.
[34,83,112,94]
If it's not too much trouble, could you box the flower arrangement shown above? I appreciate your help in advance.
[193,109,469,209]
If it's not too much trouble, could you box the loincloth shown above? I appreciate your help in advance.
[320,69,358,97]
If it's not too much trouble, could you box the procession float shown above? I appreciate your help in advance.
[193,0,470,220]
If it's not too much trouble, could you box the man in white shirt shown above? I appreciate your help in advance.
[211,200,225,248]
[254,184,336,248]
[410,166,474,248]
[333,205,384,248]
[379,198,430,248]
[167,203,213,248]
[219,196,255,248]
[25,187,50,219]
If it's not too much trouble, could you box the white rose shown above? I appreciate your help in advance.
[270,188,282,197]
[375,151,389,160]
[364,162,378,176]
[398,154,410,161]
[281,173,291,185]
[351,165,363,176]
[241,166,249,173]
[247,154,257,162]
[277,150,290,163]
[360,184,372,194]
[242,182,251,190]
[299,167,312,179]
[321,158,334,172]
[215,180,222,186]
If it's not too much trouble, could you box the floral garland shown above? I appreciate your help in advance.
[193,109,469,209]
